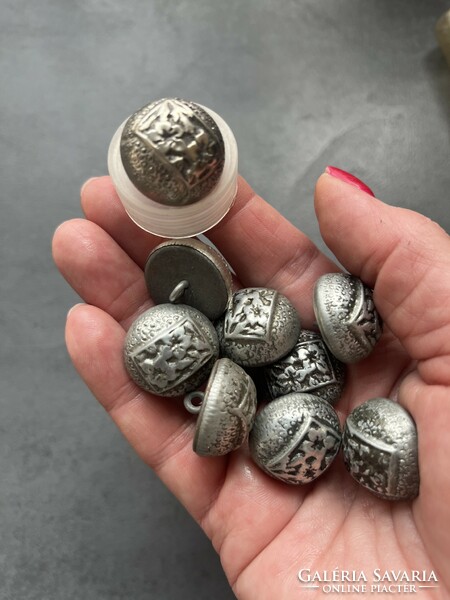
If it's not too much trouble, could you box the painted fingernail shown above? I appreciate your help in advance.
[80,177,99,196]
[325,166,375,197]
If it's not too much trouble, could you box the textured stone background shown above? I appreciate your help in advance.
[1,1,449,598]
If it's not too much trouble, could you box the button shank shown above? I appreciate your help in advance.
[145,238,232,321]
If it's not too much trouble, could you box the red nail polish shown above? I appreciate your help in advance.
[325,166,375,197]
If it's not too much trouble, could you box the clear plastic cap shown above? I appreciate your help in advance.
[107,105,238,239]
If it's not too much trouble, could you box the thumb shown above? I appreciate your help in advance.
[314,171,450,386]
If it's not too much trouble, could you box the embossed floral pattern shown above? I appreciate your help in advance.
[134,99,221,187]
[224,288,276,341]
[265,331,345,404]
[132,318,214,392]
[270,418,341,484]
[343,430,394,496]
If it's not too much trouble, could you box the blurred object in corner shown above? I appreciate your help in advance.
[436,9,450,67]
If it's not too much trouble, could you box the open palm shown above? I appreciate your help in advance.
[53,173,450,599]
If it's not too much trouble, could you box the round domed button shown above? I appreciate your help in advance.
[264,330,345,405]
[144,238,233,321]
[108,98,238,238]
[249,393,341,485]
[120,98,225,206]
[184,358,257,456]
[313,273,382,364]
[342,397,419,500]
[123,304,219,397]
[217,288,301,367]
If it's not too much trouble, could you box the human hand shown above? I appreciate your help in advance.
[52,172,450,599]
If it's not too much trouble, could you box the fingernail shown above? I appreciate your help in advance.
[67,303,84,318]
[325,166,375,197]
[80,177,99,196]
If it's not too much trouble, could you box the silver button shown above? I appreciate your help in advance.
[217,288,301,367]
[120,98,225,206]
[265,329,345,405]
[124,304,219,397]
[313,273,382,363]
[343,397,419,500]
[184,358,257,456]
[249,393,341,485]
[145,238,233,321]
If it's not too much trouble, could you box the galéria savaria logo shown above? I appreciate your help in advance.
[297,569,439,594]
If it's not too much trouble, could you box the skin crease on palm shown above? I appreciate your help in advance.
[52,172,450,600]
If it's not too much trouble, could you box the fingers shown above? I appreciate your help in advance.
[400,372,450,578]
[65,303,228,521]
[81,176,161,268]
[208,176,338,325]
[52,219,149,328]
[315,173,450,385]
[80,175,339,327]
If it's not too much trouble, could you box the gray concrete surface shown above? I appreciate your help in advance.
[1,1,449,598]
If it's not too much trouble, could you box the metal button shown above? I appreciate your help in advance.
[184,358,257,456]
[343,397,419,500]
[217,287,301,367]
[313,273,382,364]
[249,393,341,485]
[108,99,238,238]
[120,98,225,206]
[123,304,219,397]
[145,238,233,321]
[265,329,345,405]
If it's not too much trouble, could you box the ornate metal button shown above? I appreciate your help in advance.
[342,397,419,500]
[217,288,301,367]
[313,273,382,364]
[123,304,219,397]
[120,98,225,206]
[249,393,341,485]
[108,98,238,238]
[184,358,257,456]
[145,238,233,321]
[265,330,345,405]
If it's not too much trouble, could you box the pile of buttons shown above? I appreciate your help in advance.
[110,98,419,501]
